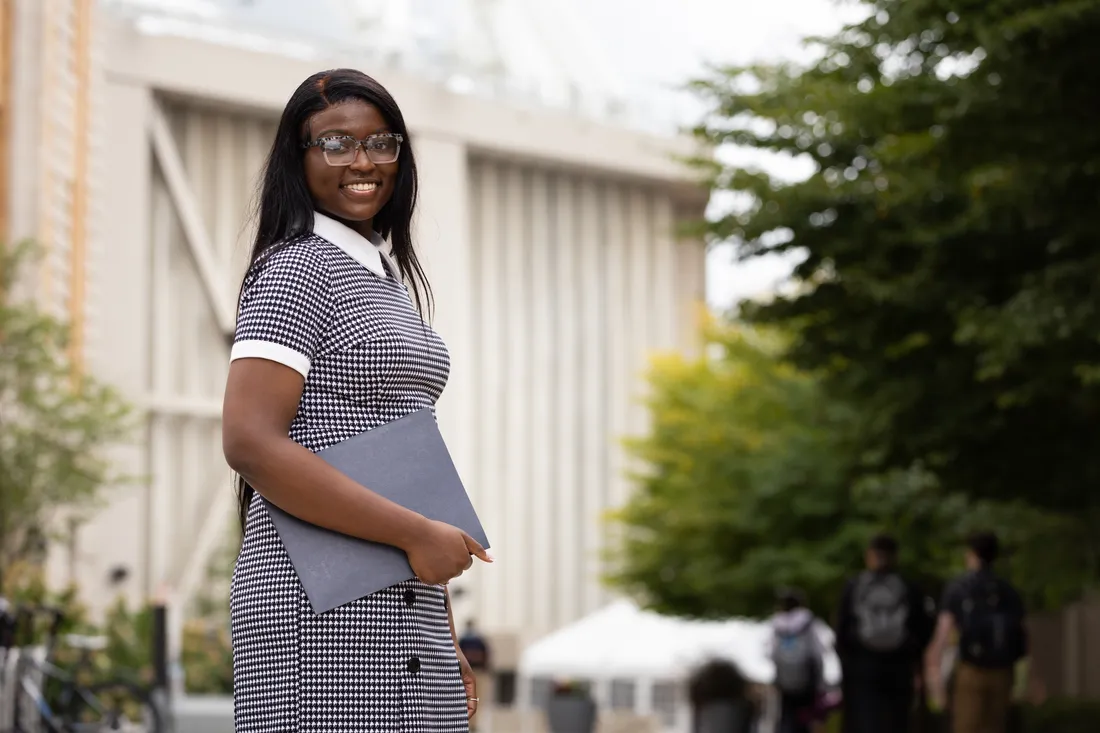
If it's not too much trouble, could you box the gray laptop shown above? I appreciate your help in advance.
[263,408,490,614]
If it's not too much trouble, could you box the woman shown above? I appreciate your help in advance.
[222,68,492,732]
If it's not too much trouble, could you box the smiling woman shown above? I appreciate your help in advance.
[221,69,491,733]
[302,100,403,225]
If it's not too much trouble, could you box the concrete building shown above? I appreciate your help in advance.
[1,0,707,701]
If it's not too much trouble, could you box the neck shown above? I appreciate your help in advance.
[323,209,374,239]
[350,220,375,239]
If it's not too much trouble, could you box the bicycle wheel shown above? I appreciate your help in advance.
[61,681,162,733]
[10,653,65,733]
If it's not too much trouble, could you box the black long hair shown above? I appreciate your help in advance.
[235,69,433,533]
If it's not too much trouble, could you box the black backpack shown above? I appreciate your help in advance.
[957,576,1026,668]
[852,571,910,653]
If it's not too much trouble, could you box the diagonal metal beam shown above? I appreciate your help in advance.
[148,99,236,335]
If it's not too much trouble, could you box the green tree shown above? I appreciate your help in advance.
[0,241,133,584]
[606,321,1088,618]
[689,0,1100,519]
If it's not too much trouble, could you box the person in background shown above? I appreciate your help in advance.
[458,619,491,671]
[926,531,1027,733]
[687,659,759,733]
[767,588,830,733]
[834,533,935,733]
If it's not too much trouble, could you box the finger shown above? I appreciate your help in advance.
[462,533,493,562]
[464,553,474,571]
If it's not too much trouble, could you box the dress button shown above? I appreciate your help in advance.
[404,589,416,607]
[407,656,421,674]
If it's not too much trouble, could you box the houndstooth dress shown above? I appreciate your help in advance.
[228,212,468,733]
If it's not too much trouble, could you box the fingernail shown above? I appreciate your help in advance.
[486,552,495,562]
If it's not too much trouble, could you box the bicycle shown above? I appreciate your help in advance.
[0,598,163,733]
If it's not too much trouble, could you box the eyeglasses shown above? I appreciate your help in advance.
[303,133,404,167]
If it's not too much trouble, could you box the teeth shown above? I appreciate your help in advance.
[344,182,378,192]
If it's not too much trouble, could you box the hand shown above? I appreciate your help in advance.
[457,647,479,720]
[928,684,947,712]
[405,519,492,586]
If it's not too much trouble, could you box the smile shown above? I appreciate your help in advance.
[342,181,380,193]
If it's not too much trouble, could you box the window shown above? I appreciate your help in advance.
[529,676,553,710]
[651,681,679,727]
[610,679,635,710]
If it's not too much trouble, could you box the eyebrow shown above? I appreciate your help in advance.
[314,127,392,138]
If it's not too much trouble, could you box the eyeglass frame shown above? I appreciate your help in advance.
[302,132,405,166]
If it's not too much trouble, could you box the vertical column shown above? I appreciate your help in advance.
[78,77,152,605]
[35,0,57,305]
[551,173,580,627]
[501,163,529,630]
[147,183,173,595]
[575,179,604,614]
[6,0,42,246]
[68,0,93,375]
[527,169,555,638]
[0,0,12,241]
[474,159,505,631]
[602,185,632,529]
[651,195,677,353]
[626,188,654,447]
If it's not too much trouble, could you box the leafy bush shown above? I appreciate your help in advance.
[181,619,233,695]
[0,241,134,578]
[3,567,232,695]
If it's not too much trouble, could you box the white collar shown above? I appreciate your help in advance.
[312,211,388,277]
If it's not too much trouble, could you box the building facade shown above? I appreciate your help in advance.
[2,0,707,683]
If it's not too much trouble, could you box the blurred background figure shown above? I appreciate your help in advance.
[687,659,758,733]
[926,532,1028,733]
[834,534,935,733]
[766,588,831,733]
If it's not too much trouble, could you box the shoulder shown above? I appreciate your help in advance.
[839,574,860,601]
[248,235,336,279]
[940,571,974,607]
[998,576,1026,607]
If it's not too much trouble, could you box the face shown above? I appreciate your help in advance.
[303,99,399,236]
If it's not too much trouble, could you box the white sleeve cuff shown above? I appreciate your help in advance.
[230,340,311,378]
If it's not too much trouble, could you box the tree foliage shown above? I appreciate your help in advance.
[0,241,133,578]
[689,0,1100,516]
[606,322,1090,619]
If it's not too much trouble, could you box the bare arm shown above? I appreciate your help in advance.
[924,611,956,702]
[222,357,429,550]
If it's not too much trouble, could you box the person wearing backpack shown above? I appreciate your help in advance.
[834,534,935,733]
[767,588,830,733]
[926,531,1027,733]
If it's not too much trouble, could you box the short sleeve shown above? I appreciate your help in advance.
[230,243,333,378]
[940,577,965,621]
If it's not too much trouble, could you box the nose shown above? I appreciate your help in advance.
[349,143,376,172]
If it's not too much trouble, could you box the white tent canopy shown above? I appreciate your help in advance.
[518,599,841,686]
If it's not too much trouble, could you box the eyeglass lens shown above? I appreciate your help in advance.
[319,136,400,166]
